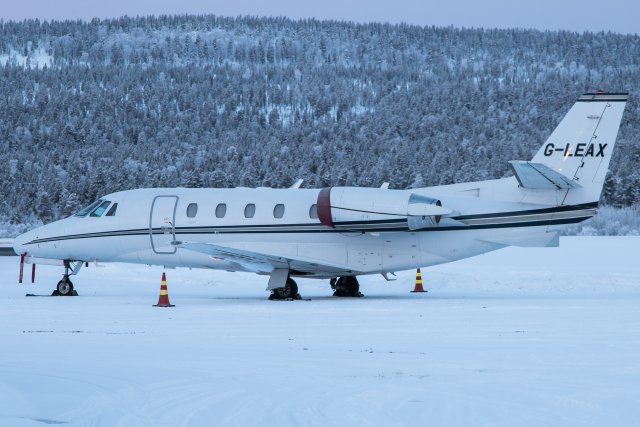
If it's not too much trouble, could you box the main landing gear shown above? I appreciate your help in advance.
[266,273,363,300]
[52,261,80,296]
[269,277,301,300]
[331,276,363,297]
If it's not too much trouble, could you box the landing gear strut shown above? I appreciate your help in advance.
[52,261,80,296]
[269,277,301,300]
[331,276,363,297]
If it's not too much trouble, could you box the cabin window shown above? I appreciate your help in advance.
[105,203,118,217]
[75,199,103,217]
[273,204,285,219]
[90,200,112,217]
[186,203,198,218]
[309,204,318,219]
[244,203,256,218]
[216,203,227,218]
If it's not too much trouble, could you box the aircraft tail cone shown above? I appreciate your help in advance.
[411,268,427,293]
[153,272,175,307]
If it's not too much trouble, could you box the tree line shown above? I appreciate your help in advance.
[0,15,638,230]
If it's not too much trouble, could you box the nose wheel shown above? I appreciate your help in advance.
[54,276,76,296]
[52,261,82,296]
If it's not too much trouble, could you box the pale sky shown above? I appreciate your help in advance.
[2,0,638,34]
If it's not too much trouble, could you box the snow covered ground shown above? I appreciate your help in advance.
[1,236,639,426]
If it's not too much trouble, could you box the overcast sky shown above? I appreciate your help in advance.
[2,0,638,34]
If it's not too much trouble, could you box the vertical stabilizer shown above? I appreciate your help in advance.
[531,92,628,204]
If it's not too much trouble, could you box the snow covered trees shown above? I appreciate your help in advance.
[0,15,638,233]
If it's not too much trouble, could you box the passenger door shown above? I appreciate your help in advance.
[150,196,178,254]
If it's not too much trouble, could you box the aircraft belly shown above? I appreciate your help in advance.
[298,243,348,266]
[435,230,504,263]
[382,232,422,271]
[431,226,556,264]
[82,225,557,274]
[347,243,382,271]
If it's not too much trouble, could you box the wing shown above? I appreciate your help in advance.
[174,241,355,278]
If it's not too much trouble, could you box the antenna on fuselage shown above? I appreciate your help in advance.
[289,179,304,189]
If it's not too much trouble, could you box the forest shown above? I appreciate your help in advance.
[0,15,638,234]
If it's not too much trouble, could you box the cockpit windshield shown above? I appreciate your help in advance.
[90,200,112,217]
[75,199,113,218]
[75,200,103,217]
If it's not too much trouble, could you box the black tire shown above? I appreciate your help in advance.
[273,278,298,299]
[333,277,345,296]
[287,278,298,296]
[333,276,360,297]
[344,276,359,296]
[57,278,74,296]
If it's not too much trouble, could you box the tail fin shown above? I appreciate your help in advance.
[530,92,628,205]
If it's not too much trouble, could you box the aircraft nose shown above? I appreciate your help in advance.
[13,230,33,256]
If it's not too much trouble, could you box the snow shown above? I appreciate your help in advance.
[1,236,639,426]
[0,49,53,68]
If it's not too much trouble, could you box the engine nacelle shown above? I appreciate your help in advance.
[316,187,453,231]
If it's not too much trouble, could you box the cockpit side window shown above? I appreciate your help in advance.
[90,200,112,217]
[105,203,118,217]
[75,199,103,217]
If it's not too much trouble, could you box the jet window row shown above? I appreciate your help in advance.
[186,203,319,220]
[75,199,118,218]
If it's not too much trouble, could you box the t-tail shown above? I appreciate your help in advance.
[510,92,628,207]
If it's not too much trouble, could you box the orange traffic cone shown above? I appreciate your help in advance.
[153,272,175,307]
[411,268,427,293]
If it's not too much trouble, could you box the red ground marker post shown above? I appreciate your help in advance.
[19,253,25,284]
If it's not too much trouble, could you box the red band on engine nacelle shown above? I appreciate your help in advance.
[317,187,334,228]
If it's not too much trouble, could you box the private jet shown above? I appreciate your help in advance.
[14,92,628,299]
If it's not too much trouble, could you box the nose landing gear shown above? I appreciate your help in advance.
[52,261,82,296]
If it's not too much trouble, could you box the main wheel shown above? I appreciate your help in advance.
[272,278,298,299]
[57,278,74,296]
[333,276,360,297]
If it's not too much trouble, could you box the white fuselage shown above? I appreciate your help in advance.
[13,177,594,279]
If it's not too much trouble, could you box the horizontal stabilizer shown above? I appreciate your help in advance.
[509,161,581,190]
